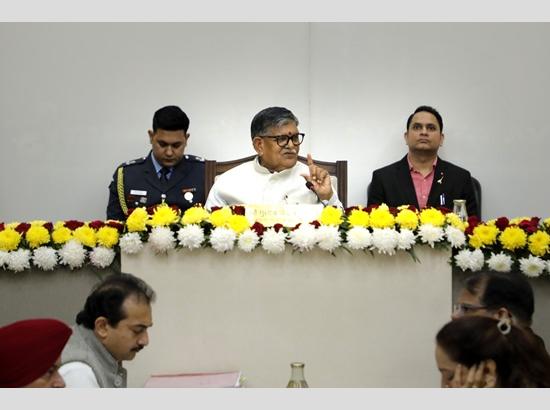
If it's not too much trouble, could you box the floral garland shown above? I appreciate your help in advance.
[1,204,549,278]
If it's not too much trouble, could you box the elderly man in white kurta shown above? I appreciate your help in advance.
[205,106,342,209]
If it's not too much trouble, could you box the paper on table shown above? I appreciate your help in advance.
[144,371,242,388]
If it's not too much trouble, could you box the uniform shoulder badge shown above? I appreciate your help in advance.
[121,156,147,167]
[184,154,205,162]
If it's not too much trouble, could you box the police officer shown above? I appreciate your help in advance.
[106,105,205,220]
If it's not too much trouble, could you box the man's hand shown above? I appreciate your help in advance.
[301,153,333,201]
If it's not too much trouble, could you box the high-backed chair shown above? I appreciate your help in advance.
[205,155,348,208]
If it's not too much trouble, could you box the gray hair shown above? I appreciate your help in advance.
[250,106,299,138]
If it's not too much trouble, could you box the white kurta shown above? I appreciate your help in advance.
[205,157,342,209]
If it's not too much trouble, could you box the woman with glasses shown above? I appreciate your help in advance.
[205,106,342,210]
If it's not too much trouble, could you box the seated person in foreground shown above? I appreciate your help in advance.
[59,273,155,388]
[205,106,342,209]
[367,105,478,216]
[435,316,550,387]
[0,318,72,388]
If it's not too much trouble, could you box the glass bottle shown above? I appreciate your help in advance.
[286,362,309,388]
[453,199,468,222]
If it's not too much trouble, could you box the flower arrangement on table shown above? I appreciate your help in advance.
[0,204,549,278]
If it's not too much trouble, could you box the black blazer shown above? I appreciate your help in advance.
[106,152,205,220]
[367,155,479,217]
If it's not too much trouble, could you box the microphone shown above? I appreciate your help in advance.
[305,181,328,206]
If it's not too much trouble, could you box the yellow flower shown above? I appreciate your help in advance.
[25,225,51,249]
[52,226,72,244]
[446,213,466,231]
[228,215,250,234]
[96,226,120,248]
[468,234,484,249]
[419,208,446,227]
[181,206,210,225]
[29,220,48,226]
[544,217,550,229]
[150,204,179,227]
[0,228,22,251]
[209,207,233,228]
[369,205,395,229]
[499,226,527,251]
[319,206,343,226]
[471,224,499,247]
[53,221,66,230]
[73,225,97,247]
[126,208,149,232]
[395,209,419,230]
[348,209,370,228]
[5,222,19,230]
[528,231,550,257]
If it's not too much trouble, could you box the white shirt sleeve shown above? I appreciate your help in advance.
[59,362,100,388]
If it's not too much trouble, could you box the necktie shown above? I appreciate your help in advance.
[160,167,171,183]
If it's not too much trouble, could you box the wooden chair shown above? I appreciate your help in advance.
[205,155,348,207]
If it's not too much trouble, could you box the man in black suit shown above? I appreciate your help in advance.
[367,105,479,217]
[106,106,205,220]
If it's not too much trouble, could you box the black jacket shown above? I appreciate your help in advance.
[367,155,479,217]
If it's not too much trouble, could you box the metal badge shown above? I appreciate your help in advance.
[184,192,194,203]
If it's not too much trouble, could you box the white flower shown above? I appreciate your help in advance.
[261,228,286,254]
[519,255,546,278]
[487,252,513,273]
[371,228,398,255]
[547,260,550,274]
[58,240,87,269]
[397,229,416,250]
[345,227,372,250]
[418,224,445,247]
[288,224,317,252]
[89,246,116,268]
[237,229,260,253]
[210,227,236,253]
[445,226,466,248]
[454,249,485,272]
[32,247,58,271]
[149,226,176,254]
[177,225,205,250]
[119,232,144,254]
[316,225,341,252]
[7,249,31,272]
[0,250,9,267]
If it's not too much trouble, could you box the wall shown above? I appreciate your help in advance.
[1,23,549,221]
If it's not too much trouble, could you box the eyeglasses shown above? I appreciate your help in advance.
[260,133,305,147]
[452,303,487,316]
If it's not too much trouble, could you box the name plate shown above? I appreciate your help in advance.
[245,204,323,227]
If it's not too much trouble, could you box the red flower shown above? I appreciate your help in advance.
[345,206,360,214]
[438,207,452,215]
[495,217,509,231]
[107,221,124,231]
[519,218,539,234]
[406,205,418,212]
[291,223,301,231]
[126,207,135,217]
[273,223,284,233]
[464,216,481,236]
[365,205,379,213]
[88,220,105,230]
[0,222,4,231]
[15,223,31,234]
[251,222,265,236]
[146,205,157,215]
[210,206,222,212]
[389,207,399,216]
[231,205,246,216]
[64,220,85,230]
[309,220,321,228]
[43,222,53,232]
[169,205,181,215]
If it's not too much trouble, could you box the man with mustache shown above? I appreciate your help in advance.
[205,106,342,209]
[367,105,479,217]
[59,273,155,388]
